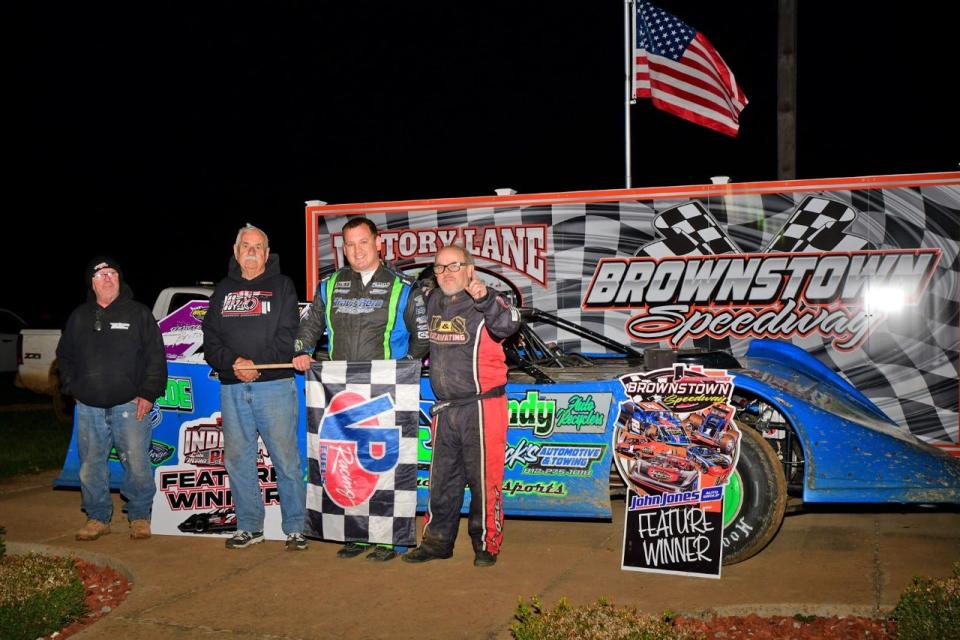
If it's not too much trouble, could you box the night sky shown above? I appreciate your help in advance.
[13,2,958,326]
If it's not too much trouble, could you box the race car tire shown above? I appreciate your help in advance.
[721,424,787,565]
[194,519,208,534]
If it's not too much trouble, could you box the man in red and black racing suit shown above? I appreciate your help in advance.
[403,244,520,567]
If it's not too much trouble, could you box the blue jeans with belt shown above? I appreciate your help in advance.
[219,377,305,534]
[77,400,155,523]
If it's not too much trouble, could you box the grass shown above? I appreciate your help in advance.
[0,374,71,479]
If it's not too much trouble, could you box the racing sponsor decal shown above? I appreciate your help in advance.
[316,391,401,509]
[331,296,384,315]
[159,300,208,362]
[304,360,420,546]
[155,377,194,413]
[108,440,175,467]
[429,315,468,344]
[616,365,740,578]
[221,290,273,316]
[331,224,549,286]
[504,438,605,476]
[502,479,567,497]
[417,476,568,497]
[508,391,611,437]
[584,198,940,351]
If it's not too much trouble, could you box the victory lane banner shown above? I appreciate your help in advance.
[304,359,421,546]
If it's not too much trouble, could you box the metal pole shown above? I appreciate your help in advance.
[777,0,797,179]
[624,0,633,188]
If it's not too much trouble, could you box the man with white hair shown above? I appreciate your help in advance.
[203,224,307,551]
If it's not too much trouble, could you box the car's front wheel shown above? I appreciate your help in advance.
[721,424,787,565]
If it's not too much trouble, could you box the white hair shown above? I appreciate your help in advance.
[235,223,269,248]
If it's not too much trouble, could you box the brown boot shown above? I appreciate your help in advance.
[129,519,151,540]
[75,520,111,541]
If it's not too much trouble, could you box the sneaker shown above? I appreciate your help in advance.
[402,546,447,564]
[474,550,497,567]
[75,520,111,541]
[225,530,264,549]
[285,533,308,551]
[129,519,151,540]
[365,546,397,562]
[336,542,368,559]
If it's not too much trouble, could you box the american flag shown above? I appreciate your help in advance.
[632,1,748,137]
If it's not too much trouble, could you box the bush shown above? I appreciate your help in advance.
[890,561,960,640]
[512,596,702,640]
[0,553,86,640]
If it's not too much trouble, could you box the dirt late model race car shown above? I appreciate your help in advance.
[177,507,237,534]
[488,308,960,564]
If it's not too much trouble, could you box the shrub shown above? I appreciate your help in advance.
[512,596,702,640]
[890,561,960,640]
[0,553,86,640]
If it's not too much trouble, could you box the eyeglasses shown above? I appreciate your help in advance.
[432,262,464,274]
[93,270,119,280]
[94,308,104,332]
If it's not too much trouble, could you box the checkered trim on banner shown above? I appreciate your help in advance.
[639,202,740,258]
[765,196,874,253]
[303,359,420,545]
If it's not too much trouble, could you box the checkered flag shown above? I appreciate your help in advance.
[304,360,420,546]
[637,202,740,257]
[766,196,875,253]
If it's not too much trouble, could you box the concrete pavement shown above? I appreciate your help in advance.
[2,470,959,639]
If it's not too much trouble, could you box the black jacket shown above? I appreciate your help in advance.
[202,254,299,384]
[295,262,428,361]
[57,285,167,408]
[426,290,520,401]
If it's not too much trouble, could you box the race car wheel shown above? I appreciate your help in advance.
[194,519,208,533]
[721,424,787,565]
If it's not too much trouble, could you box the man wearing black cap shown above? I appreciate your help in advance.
[57,257,167,542]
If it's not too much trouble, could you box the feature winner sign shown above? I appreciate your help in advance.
[151,412,287,539]
[614,365,741,578]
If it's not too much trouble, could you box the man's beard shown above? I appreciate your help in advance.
[438,281,464,296]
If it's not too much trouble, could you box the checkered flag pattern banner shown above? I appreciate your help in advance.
[765,196,874,253]
[304,359,421,546]
[310,182,959,448]
[639,202,740,257]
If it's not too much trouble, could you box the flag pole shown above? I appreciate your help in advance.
[624,0,634,188]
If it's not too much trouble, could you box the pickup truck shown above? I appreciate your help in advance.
[16,285,213,422]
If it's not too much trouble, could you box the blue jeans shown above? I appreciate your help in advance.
[77,400,156,523]
[220,377,305,535]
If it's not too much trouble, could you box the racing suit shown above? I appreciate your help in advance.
[294,262,429,361]
[420,288,520,557]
